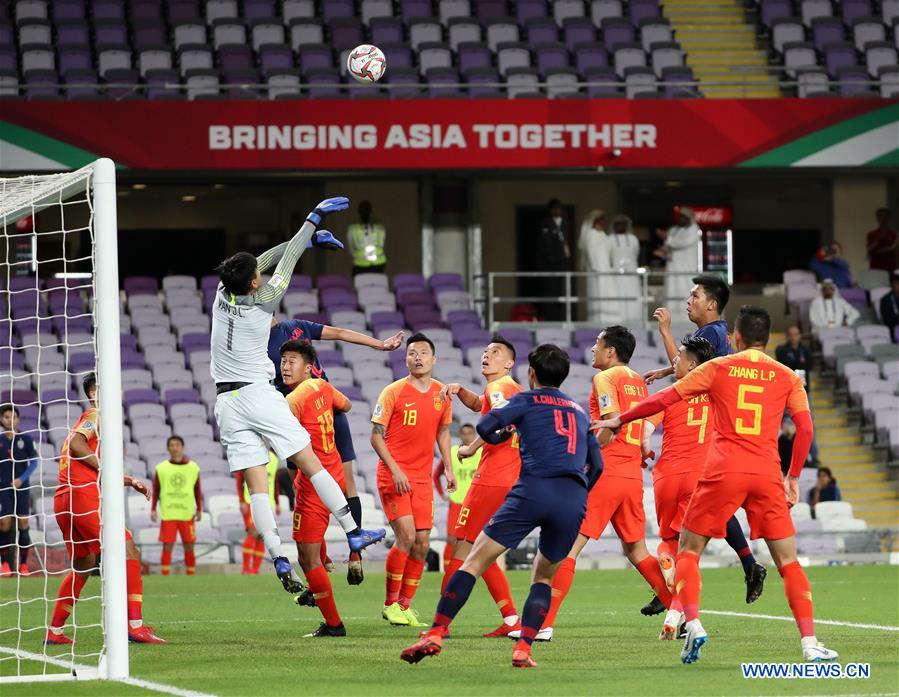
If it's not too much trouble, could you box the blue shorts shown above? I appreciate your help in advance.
[483,475,587,563]
[0,487,30,519]
[332,410,356,463]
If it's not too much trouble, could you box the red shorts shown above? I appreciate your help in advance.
[451,483,510,543]
[580,475,645,543]
[54,489,132,560]
[653,470,702,540]
[682,472,795,541]
[292,477,345,544]
[378,481,433,530]
[158,519,196,544]
[446,502,462,538]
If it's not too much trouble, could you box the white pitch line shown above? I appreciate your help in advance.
[703,609,899,632]
[0,645,218,697]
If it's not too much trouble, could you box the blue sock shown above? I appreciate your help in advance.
[724,516,755,574]
[517,582,552,647]
[432,570,476,630]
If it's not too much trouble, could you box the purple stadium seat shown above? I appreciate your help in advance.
[58,47,92,74]
[474,0,508,20]
[68,353,95,372]
[629,0,661,25]
[836,65,874,94]
[400,0,434,21]
[329,17,364,51]
[575,42,609,72]
[64,70,103,99]
[124,388,160,406]
[385,67,423,98]
[243,0,276,21]
[94,21,129,48]
[219,44,254,71]
[760,0,794,28]
[458,42,493,73]
[535,42,570,75]
[0,389,37,405]
[56,20,90,48]
[93,0,126,21]
[370,17,404,45]
[124,276,158,294]
[146,68,182,99]
[397,290,435,307]
[563,17,597,51]
[258,43,294,75]
[602,18,635,52]
[497,328,533,344]
[811,17,845,51]
[392,273,426,290]
[23,69,60,100]
[52,0,86,20]
[298,45,334,74]
[0,47,16,73]
[429,273,465,291]
[661,66,700,97]
[130,1,160,21]
[288,275,313,291]
[526,17,559,46]
[133,21,168,52]
[164,388,201,405]
[315,349,346,366]
[322,0,354,21]
[317,274,353,291]
[380,43,414,71]
[516,0,547,24]
[168,0,201,22]
[841,0,872,23]
[824,42,859,76]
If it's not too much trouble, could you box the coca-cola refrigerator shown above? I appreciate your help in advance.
[675,205,733,285]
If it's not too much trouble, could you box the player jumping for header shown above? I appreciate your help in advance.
[594,306,838,664]
[210,196,384,594]
[401,345,603,669]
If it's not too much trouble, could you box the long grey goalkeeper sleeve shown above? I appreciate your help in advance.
[254,221,316,312]
[255,242,289,272]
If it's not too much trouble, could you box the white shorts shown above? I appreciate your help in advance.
[214,382,311,473]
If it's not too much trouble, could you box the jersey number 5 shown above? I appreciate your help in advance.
[735,384,764,436]
[553,410,577,455]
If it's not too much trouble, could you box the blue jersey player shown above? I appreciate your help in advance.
[401,344,603,669]
[269,317,403,585]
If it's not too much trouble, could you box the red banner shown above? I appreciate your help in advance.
[1,98,897,170]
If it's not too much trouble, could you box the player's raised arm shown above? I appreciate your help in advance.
[321,326,404,351]
[439,382,481,411]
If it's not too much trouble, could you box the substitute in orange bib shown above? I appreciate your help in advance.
[595,306,838,665]
[46,372,165,645]
[372,333,455,628]
[151,435,202,576]
[439,336,523,637]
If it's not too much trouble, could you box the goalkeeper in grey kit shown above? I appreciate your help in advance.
[210,196,386,592]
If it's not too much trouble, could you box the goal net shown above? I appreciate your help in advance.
[0,159,129,683]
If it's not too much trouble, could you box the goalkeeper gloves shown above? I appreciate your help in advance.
[306,230,344,251]
[306,196,350,226]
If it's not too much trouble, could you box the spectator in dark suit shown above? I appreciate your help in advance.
[808,467,841,518]
[776,325,813,389]
[880,270,899,342]
[778,419,796,477]
[535,199,572,320]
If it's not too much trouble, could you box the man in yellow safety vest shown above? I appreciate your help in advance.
[151,436,202,575]
[347,200,387,275]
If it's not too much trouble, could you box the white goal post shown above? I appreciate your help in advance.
[0,158,128,682]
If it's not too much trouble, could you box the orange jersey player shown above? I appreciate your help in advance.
[281,340,355,637]
[598,306,838,664]
[46,372,165,646]
[641,335,716,639]
[439,336,523,637]
[371,333,455,627]
[536,326,673,642]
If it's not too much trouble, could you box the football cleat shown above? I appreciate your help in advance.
[346,551,364,586]
[659,610,684,641]
[382,602,410,626]
[745,562,767,604]
[680,620,707,664]
[507,626,553,642]
[347,528,386,553]
[294,589,317,608]
[304,622,346,638]
[484,620,521,638]
[274,556,305,594]
[511,649,537,669]
[129,625,167,644]
[44,630,74,645]
[659,553,675,593]
[400,634,443,664]
[641,595,666,616]
[802,638,839,662]
[18,563,31,576]
[0,562,11,578]
[403,607,427,628]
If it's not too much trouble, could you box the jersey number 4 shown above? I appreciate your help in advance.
[735,384,764,436]
[686,405,709,444]
[553,410,577,455]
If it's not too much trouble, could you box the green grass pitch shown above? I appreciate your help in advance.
[2,565,897,696]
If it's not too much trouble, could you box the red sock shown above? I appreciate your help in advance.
[160,548,172,576]
[635,555,673,608]
[126,559,143,626]
[482,562,518,619]
[542,556,576,628]
[306,565,342,627]
[441,557,463,593]
[398,557,425,610]
[675,552,701,622]
[184,549,196,575]
[779,561,815,637]
[252,539,265,573]
[49,572,88,629]
[241,535,255,571]
[385,546,409,606]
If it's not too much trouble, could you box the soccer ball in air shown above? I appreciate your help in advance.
[347,44,386,84]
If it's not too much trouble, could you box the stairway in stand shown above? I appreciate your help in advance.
[663,0,781,98]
